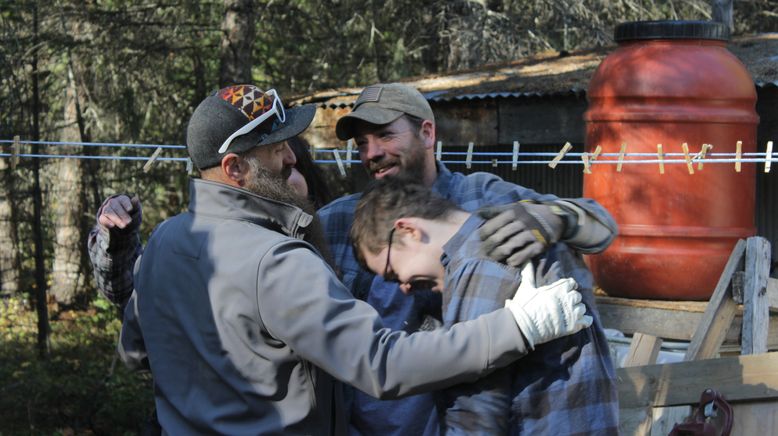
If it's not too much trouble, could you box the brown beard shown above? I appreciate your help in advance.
[367,133,428,183]
[242,156,335,268]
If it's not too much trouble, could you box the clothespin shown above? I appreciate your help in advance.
[512,141,520,171]
[491,158,498,168]
[617,143,627,172]
[332,149,346,177]
[657,144,665,174]
[681,142,694,175]
[735,140,742,173]
[549,142,572,169]
[766,141,773,174]
[581,145,602,174]
[696,144,712,171]
[591,145,602,162]
[581,152,592,174]
[186,157,193,174]
[143,147,163,173]
[436,141,442,162]
[346,139,353,168]
[466,142,474,169]
[11,135,19,170]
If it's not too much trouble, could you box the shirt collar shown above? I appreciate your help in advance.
[440,213,482,269]
[188,178,313,239]
[430,161,453,198]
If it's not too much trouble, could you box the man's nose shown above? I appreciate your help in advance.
[283,142,297,166]
[360,137,384,162]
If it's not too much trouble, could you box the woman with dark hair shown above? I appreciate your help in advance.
[287,136,333,210]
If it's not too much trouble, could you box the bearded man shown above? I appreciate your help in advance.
[111,85,590,434]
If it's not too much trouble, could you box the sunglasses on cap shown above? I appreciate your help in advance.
[218,88,286,154]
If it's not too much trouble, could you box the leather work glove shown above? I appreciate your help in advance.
[478,201,569,268]
[505,262,593,349]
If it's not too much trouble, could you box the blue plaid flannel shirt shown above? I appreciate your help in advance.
[437,214,619,435]
[317,162,618,436]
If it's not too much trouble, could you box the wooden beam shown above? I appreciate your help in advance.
[619,407,652,436]
[684,239,745,361]
[769,278,778,310]
[742,237,772,354]
[624,333,662,367]
[618,352,778,409]
[595,295,778,350]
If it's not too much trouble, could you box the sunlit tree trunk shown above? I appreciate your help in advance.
[50,64,87,306]
[0,144,20,295]
[219,0,257,87]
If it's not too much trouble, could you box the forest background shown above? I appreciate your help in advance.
[0,0,776,434]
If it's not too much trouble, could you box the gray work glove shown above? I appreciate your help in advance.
[478,201,567,267]
[505,262,592,349]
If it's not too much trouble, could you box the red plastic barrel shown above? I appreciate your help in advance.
[584,21,758,300]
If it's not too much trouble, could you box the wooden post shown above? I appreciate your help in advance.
[742,237,771,355]
[684,239,745,361]
[624,333,663,367]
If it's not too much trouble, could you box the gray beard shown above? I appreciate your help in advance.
[242,156,334,267]
[243,156,314,215]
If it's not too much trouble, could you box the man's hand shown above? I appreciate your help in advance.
[505,262,592,349]
[98,195,141,231]
[478,201,567,267]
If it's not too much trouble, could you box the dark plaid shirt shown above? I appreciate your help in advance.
[437,214,619,435]
[86,195,142,308]
[318,162,618,436]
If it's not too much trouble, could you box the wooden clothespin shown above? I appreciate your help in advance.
[617,143,627,172]
[512,141,520,171]
[332,149,346,177]
[143,147,164,173]
[735,140,742,173]
[11,135,20,170]
[581,152,592,174]
[186,157,193,174]
[591,145,602,162]
[682,142,695,175]
[436,141,443,162]
[696,144,712,171]
[657,144,665,174]
[766,141,773,174]
[466,142,474,169]
[346,139,353,168]
[491,158,498,168]
[548,142,572,169]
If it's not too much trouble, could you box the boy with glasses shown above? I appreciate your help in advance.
[350,177,619,435]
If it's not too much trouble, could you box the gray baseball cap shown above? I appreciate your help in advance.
[335,83,434,140]
[187,85,315,170]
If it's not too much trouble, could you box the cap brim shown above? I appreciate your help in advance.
[335,107,405,140]
[256,104,316,147]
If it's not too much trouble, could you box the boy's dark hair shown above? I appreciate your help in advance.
[351,177,460,268]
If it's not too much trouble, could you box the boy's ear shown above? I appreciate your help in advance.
[394,218,425,242]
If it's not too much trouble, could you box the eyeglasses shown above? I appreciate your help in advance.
[383,227,399,282]
[218,88,286,154]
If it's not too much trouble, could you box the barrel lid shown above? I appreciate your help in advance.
[615,20,730,42]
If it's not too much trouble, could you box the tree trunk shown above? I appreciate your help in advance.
[50,64,87,306]
[712,0,734,33]
[0,139,20,295]
[218,0,257,87]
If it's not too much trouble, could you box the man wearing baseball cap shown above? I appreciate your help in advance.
[113,84,591,434]
[319,83,619,435]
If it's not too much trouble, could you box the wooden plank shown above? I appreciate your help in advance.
[731,401,778,434]
[619,407,652,436]
[743,237,772,354]
[617,352,778,409]
[624,333,662,367]
[596,296,778,350]
[684,239,746,361]
[649,406,691,436]
[770,278,778,310]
